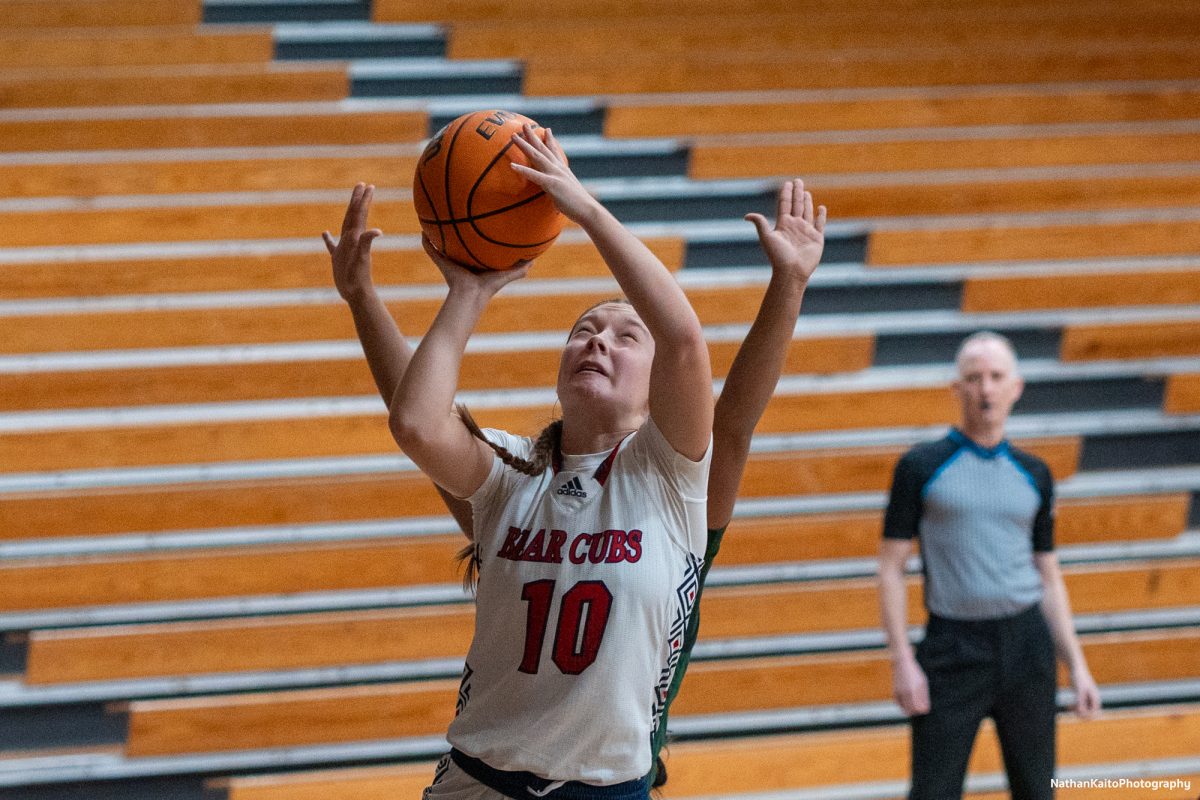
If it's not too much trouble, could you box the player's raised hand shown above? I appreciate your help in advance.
[745,178,827,285]
[421,235,530,298]
[509,124,597,224]
[324,182,383,302]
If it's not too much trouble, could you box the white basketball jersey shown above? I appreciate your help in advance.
[447,416,710,785]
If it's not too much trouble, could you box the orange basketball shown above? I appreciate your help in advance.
[413,110,567,271]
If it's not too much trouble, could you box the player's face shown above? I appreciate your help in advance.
[557,302,654,418]
[953,340,1023,430]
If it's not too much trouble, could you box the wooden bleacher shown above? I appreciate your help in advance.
[20,557,1200,685]
[213,705,1200,799]
[2,491,1188,616]
[2,0,1199,798]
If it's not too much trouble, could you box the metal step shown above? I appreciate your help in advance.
[349,58,523,98]
[203,0,370,23]
[273,22,445,60]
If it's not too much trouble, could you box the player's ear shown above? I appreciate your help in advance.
[1010,375,1025,403]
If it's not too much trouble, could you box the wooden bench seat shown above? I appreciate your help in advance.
[868,217,1200,266]
[447,9,1200,61]
[962,267,1200,312]
[215,704,1200,799]
[660,706,1200,797]
[0,281,826,354]
[1062,321,1200,361]
[2,334,871,412]
[0,151,421,200]
[2,0,200,28]
[0,27,273,70]
[0,192,394,250]
[1166,374,1200,414]
[6,168,1196,250]
[0,392,1080,474]
[523,43,1200,96]
[753,172,1200,220]
[0,537,466,614]
[605,85,1200,138]
[688,129,1200,180]
[0,109,428,154]
[0,438,1078,538]
[22,558,1200,684]
[120,628,1200,756]
[0,63,348,110]
[375,0,1185,22]
[0,239,681,300]
[2,492,1184,613]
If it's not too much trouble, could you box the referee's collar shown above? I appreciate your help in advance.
[949,427,1009,460]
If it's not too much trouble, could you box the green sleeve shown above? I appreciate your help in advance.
[648,525,728,782]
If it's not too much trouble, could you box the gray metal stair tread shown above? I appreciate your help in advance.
[272,22,443,41]
[348,58,519,79]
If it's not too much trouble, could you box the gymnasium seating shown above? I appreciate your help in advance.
[2,0,1199,798]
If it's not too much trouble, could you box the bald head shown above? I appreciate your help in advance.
[952,331,1024,445]
[955,331,1019,378]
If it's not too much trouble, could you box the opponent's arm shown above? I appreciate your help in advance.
[325,184,475,536]
[708,179,826,528]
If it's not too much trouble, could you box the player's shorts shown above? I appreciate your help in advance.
[423,754,507,800]
[423,750,650,800]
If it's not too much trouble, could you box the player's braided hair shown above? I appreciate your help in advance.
[452,404,563,591]
[455,403,562,477]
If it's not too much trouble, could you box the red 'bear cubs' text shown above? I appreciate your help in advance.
[496,527,643,565]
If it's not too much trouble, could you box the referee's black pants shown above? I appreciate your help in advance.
[908,603,1057,800]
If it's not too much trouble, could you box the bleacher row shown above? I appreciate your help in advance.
[2,0,1200,798]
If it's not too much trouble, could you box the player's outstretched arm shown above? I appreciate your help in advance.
[511,124,712,461]
[325,184,475,537]
[389,237,529,499]
[708,179,826,528]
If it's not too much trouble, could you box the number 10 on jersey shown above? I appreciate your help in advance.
[519,580,614,675]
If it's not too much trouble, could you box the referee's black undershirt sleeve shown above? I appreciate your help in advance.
[883,452,924,541]
[1010,447,1056,553]
[1031,467,1055,553]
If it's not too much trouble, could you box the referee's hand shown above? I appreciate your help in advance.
[893,657,931,716]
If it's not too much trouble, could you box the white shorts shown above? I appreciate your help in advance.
[423,754,508,800]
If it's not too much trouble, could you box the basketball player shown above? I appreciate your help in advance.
[328,171,826,792]
[327,151,824,797]
[401,122,712,798]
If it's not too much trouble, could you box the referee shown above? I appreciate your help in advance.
[877,331,1101,800]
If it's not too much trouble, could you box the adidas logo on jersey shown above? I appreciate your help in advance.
[556,476,587,498]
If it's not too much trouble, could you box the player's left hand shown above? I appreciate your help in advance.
[324,182,383,303]
[745,177,826,285]
[509,124,597,224]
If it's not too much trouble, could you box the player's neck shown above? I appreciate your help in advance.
[559,418,639,456]
[958,421,1006,450]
